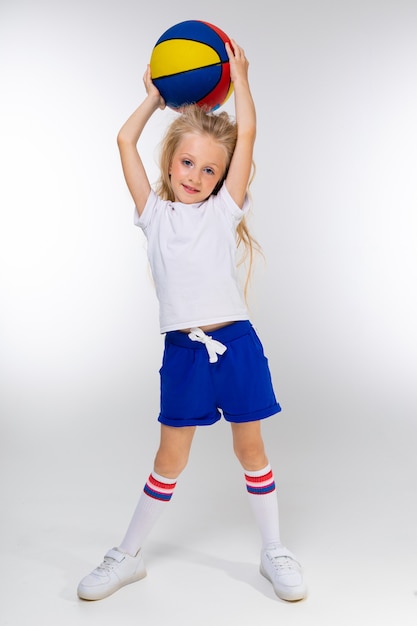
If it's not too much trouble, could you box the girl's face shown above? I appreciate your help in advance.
[169,133,227,204]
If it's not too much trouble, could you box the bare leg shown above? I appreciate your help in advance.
[154,424,196,477]
[231,420,269,471]
[231,420,281,547]
[118,424,196,555]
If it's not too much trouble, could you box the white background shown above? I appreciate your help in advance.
[1,1,416,624]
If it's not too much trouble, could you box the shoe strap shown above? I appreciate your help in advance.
[105,548,125,563]
[265,547,301,567]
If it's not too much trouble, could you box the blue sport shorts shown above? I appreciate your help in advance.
[158,321,281,427]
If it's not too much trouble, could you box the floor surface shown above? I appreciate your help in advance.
[2,392,417,626]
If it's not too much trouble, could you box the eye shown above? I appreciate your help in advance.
[182,159,193,167]
[203,167,215,176]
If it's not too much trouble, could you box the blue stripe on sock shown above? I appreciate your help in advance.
[246,482,276,495]
[143,484,173,501]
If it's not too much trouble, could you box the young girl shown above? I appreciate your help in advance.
[77,39,306,603]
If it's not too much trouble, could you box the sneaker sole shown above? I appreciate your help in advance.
[77,568,147,601]
[260,564,307,602]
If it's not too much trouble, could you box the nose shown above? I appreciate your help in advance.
[188,171,200,183]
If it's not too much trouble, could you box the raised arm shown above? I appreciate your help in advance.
[117,66,165,216]
[224,39,256,209]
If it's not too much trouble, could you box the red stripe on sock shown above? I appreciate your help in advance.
[148,474,177,491]
[244,470,273,483]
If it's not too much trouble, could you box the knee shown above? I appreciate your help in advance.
[153,425,195,478]
[233,439,268,471]
[153,448,189,478]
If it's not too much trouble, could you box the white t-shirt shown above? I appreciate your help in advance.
[134,183,250,333]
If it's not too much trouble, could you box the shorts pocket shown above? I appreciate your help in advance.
[249,327,266,357]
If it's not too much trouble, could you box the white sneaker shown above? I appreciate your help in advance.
[77,547,147,601]
[260,544,307,602]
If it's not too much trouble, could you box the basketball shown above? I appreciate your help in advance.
[150,20,234,111]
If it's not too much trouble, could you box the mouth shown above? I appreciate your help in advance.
[182,184,199,194]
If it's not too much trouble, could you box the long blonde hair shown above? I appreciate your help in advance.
[155,105,261,296]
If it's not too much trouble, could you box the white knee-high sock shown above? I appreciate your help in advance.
[118,471,177,556]
[244,464,282,549]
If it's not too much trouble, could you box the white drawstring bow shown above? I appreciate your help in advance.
[188,327,227,363]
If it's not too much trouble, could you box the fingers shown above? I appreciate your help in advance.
[226,38,249,85]
[143,64,151,88]
[226,38,246,60]
[142,65,165,108]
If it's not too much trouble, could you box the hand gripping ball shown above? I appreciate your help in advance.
[150,20,234,111]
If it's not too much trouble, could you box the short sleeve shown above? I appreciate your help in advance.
[133,189,159,232]
[219,183,250,224]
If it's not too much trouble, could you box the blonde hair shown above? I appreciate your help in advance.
[155,105,261,296]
